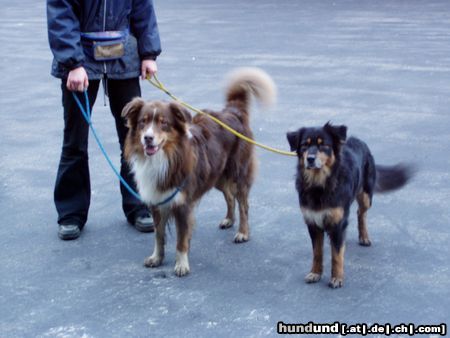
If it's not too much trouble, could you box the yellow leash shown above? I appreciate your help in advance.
[147,74,297,157]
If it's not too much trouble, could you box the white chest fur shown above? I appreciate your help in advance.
[300,207,344,229]
[130,152,181,207]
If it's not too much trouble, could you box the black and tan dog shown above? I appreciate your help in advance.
[287,123,413,288]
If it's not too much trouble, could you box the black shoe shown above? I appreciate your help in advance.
[134,214,154,233]
[58,224,81,240]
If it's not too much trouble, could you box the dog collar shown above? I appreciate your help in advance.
[153,181,186,207]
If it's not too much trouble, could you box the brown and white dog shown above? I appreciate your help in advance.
[122,68,276,276]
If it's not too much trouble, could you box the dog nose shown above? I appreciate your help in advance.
[307,155,316,166]
[144,135,154,144]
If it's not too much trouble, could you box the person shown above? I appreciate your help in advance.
[47,0,161,240]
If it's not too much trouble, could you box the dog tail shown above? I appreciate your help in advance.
[375,163,416,193]
[224,67,276,112]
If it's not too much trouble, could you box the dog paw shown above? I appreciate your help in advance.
[219,218,234,229]
[304,272,322,283]
[359,237,372,246]
[144,255,163,268]
[234,232,249,243]
[174,251,190,277]
[328,277,344,288]
[174,263,190,277]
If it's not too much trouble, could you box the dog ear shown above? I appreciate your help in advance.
[286,128,304,152]
[169,102,192,125]
[324,122,347,144]
[121,97,145,128]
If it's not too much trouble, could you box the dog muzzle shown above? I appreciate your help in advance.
[305,154,323,170]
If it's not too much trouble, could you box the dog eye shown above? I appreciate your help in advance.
[138,120,145,130]
[320,145,331,151]
[161,119,169,128]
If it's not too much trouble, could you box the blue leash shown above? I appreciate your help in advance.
[72,91,142,201]
[71,91,183,207]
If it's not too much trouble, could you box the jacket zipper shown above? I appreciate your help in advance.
[102,0,107,105]
[102,0,107,74]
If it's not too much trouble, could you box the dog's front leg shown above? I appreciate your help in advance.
[144,207,167,268]
[173,205,194,276]
[305,224,324,283]
[327,223,347,288]
[330,242,346,288]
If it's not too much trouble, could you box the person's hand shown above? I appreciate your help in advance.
[141,59,158,80]
[66,67,89,92]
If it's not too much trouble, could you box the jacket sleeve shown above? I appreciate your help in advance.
[130,0,162,60]
[47,0,85,70]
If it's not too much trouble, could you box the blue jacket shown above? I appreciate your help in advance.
[47,0,161,80]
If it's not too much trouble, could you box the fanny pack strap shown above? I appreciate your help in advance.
[80,29,128,42]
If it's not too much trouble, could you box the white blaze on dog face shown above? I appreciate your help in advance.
[132,102,192,158]
[123,100,192,159]
[135,104,173,157]
[140,111,155,147]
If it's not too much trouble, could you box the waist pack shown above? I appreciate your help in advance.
[81,30,128,61]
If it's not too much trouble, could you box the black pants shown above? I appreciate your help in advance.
[54,77,147,228]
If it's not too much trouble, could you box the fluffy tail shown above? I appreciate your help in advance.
[224,67,276,111]
[375,163,416,193]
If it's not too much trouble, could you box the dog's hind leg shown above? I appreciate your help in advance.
[173,205,194,277]
[234,186,250,243]
[144,207,168,268]
[218,181,236,229]
[357,191,372,246]
[358,156,375,246]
